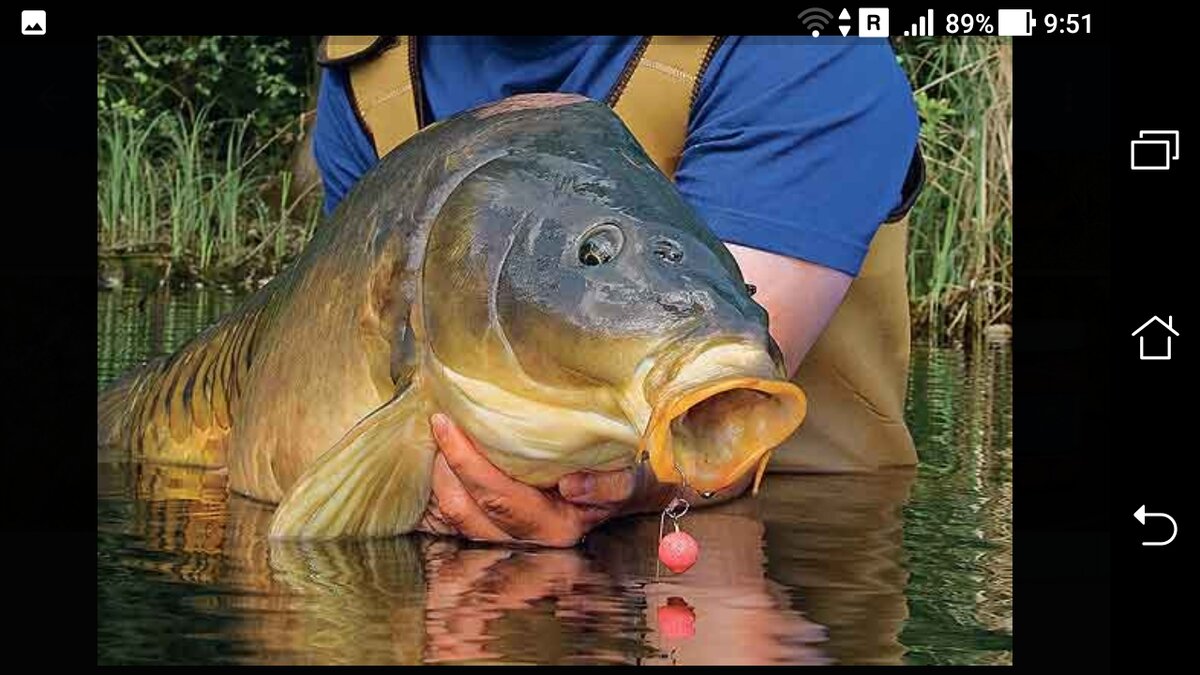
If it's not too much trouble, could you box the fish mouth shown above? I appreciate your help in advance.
[638,375,807,496]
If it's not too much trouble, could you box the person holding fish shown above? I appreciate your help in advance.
[97,36,924,555]
[308,36,924,547]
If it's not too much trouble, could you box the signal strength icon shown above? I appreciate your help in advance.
[903,9,936,36]
[799,7,834,37]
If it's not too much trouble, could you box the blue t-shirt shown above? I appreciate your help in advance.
[313,36,919,276]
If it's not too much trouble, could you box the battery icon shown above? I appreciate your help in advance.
[997,9,1036,36]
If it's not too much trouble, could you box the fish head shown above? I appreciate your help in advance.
[419,98,806,492]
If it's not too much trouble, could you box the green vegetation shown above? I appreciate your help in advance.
[96,36,1013,342]
[895,37,1013,343]
[97,36,321,285]
[97,107,320,280]
[98,36,314,153]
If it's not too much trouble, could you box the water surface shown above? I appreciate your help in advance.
[97,288,1012,665]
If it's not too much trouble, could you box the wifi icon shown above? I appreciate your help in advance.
[798,7,833,37]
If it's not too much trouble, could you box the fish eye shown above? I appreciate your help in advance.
[652,238,684,265]
[745,283,757,296]
[578,222,624,267]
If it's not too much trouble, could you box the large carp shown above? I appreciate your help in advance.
[97,93,807,540]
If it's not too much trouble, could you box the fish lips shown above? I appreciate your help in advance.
[638,376,807,496]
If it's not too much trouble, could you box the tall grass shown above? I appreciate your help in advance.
[896,37,1013,343]
[97,106,322,280]
[97,111,165,250]
[211,118,253,267]
[162,108,212,264]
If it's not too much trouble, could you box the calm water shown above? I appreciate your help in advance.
[97,288,1012,665]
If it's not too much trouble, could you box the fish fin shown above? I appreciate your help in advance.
[268,386,434,540]
[752,450,774,496]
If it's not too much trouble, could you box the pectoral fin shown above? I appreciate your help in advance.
[269,387,434,540]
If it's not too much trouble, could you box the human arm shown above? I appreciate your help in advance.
[726,243,852,378]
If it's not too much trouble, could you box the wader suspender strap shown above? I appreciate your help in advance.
[319,36,424,158]
[607,36,723,179]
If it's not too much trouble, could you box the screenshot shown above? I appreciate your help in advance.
[1,7,1171,668]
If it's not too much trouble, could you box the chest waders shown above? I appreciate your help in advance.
[318,35,923,472]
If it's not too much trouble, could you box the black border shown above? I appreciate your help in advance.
[1015,37,1112,668]
[2,22,98,664]
[0,11,1132,667]
[1109,26,1191,671]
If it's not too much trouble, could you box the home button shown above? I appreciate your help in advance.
[1131,315,1178,361]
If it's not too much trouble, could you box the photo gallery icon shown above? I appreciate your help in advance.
[21,10,46,36]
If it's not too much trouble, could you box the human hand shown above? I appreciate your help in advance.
[417,414,651,547]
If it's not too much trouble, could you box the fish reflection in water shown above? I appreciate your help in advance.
[98,455,914,665]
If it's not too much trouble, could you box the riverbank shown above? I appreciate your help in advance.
[97,215,315,293]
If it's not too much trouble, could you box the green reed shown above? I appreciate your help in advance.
[161,107,213,264]
[895,37,1013,343]
[97,105,322,278]
[211,117,254,267]
[97,111,165,250]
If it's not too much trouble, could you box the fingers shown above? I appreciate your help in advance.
[430,414,577,544]
[560,475,637,531]
[558,468,637,506]
[573,502,623,530]
[429,453,514,543]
